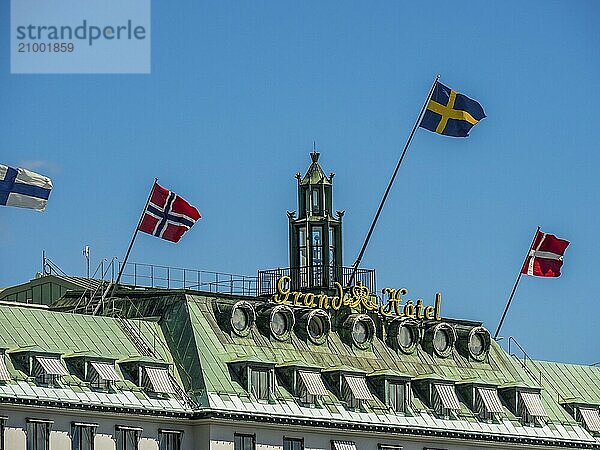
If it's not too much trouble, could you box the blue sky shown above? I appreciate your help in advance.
[1,1,599,364]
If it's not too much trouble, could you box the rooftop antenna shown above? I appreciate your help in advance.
[83,245,90,278]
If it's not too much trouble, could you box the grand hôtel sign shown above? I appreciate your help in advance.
[272,276,441,320]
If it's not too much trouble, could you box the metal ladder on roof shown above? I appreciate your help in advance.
[508,336,567,404]
[115,310,196,409]
[69,258,118,314]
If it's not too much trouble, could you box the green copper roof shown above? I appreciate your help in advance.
[0,287,598,446]
[0,304,170,362]
[300,152,332,185]
[530,359,600,406]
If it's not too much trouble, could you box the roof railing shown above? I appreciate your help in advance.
[42,254,259,297]
[508,336,567,404]
[117,261,258,296]
[257,265,376,296]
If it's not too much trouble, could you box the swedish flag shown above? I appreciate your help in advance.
[419,82,485,137]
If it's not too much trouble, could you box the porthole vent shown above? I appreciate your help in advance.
[387,317,420,354]
[423,322,456,358]
[257,305,295,341]
[342,314,376,349]
[296,309,331,345]
[214,300,256,337]
[456,326,491,361]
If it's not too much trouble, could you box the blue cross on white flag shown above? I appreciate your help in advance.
[0,164,53,211]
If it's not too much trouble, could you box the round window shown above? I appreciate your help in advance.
[271,311,288,336]
[304,310,330,344]
[308,315,325,340]
[228,301,255,337]
[388,318,419,354]
[433,329,450,353]
[469,332,485,356]
[352,320,369,345]
[398,325,414,348]
[231,306,248,332]
[466,327,490,360]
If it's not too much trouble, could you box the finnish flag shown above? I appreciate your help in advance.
[0,164,53,211]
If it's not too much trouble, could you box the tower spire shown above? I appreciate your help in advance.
[287,151,343,291]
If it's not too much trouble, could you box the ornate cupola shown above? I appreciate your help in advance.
[287,151,344,291]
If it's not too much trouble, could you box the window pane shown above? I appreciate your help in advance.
[82,427,93,450]
[259,370,269,399]
[251,369,270,400]
[73,426,94,450]
[126,430,138,450]
[311,189,320,213]
[159,432,180,450]
[72,426,81,450]
[29,423,49,450]
[0,419,5,450]
[116,430,124,450]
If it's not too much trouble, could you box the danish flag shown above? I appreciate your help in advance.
[521,230,569,277]
[138,182,201,243]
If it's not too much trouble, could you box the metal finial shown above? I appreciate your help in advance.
[310,151,320,163]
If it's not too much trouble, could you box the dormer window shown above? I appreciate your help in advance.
[276,363,328,406]
[342,374,373,409]
[518,391,547,425]
[414,376,461,419]
[388,381,409,413]
[0,350,10,382]
[499,386,547,426]
[323,368,373,411]
[297,370,328,405]
[119,358,176,395]
[457,381,504,422]
[33,355,68,386]
[476,387,504,420]
[432,383,461,417]
[576,406,600,433]
[229,358,276,403]
[88,360,120,390]
[368,371,412,414]
[141,365,175,394]
[250,367,271,401]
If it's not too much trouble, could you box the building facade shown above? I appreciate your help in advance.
[1,154,599,450]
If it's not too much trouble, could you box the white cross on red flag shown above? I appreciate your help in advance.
[138,182,201,243]
[521,230,569,277]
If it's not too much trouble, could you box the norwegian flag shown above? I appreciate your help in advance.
[138,183,201,243]
[521,230,569,277]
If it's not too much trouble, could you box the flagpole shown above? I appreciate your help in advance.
[348,74,440,287]
[493,226,540,340]
[111,178,158,295]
